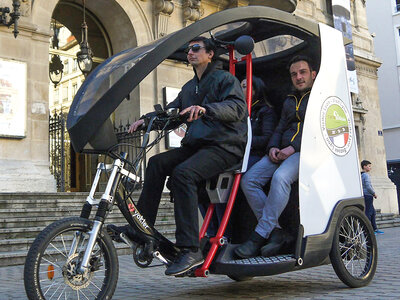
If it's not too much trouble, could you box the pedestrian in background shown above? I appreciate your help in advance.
[361,160,384,235]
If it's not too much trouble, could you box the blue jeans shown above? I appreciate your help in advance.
[364,195,377,231]
[240,152,300,239]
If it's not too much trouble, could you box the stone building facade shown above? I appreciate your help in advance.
[0,0,397,213]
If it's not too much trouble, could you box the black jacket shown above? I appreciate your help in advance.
[148,63,248,158]
[267,90,310,153]
[250,101,277,157]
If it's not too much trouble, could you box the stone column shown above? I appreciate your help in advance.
[0,0,56,192]
[355,54,399,214]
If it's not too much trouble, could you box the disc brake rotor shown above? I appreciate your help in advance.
[62,253,93,290]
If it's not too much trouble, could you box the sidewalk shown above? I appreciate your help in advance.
[2,227,399,299]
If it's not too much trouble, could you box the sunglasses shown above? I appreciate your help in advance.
[185,44,205,54]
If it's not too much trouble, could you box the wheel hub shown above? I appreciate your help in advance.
[62,253,93,290]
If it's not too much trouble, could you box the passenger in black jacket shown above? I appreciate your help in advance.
[241,76,277,168]
[110,37,248,276]
[235,55,316,259]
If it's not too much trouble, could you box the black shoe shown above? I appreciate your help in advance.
[107,224,138,243]
[234,231,267,259]
[165,248,204,276]
[260,228,294,257]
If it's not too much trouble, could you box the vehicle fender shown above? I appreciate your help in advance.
[299,197,364,269]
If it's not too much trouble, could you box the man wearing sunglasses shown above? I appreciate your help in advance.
[110,36,247,276]
[234,55,316,259]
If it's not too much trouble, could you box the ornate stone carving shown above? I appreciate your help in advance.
[248,0,297,13]
[20,0,31,17]
[154,0,175,38]
[154,0,174,15]
[183,0,202,25]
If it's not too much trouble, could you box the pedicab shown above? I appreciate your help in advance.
[24,6,377,299]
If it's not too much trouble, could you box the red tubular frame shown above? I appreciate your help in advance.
[195,50,253,277]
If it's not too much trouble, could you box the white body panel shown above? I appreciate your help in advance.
[299,24,363,237]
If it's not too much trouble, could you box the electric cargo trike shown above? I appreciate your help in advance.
[24,6,377,300]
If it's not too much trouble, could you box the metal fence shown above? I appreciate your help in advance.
[114,122,146,189]
[49,112,68,191]
[49,115,145,192]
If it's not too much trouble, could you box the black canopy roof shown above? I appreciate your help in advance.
[67,6,320,153]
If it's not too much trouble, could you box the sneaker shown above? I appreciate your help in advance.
[165,248,204,276]
[374,229,384,235]
[107,224,138,243]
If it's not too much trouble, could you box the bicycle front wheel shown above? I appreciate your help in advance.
[24,217,118,300]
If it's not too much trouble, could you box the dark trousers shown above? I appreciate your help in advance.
[364,195,377,231]
[137,145,239,248]
[198,154,262,238]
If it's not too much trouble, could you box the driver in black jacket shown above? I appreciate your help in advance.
[111,36,248,276]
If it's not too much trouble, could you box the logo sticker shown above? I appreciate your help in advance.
[321,96,353,156]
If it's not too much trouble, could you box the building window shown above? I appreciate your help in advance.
[72,59,78,72]
[62,86,68,102]
[72,83,78,96]
[326,0,332,15]
[396,27,400,65]
[54,88,59,105]
[64,59,69,75]
[397,0,400,13]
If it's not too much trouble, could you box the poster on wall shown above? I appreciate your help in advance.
[332,0,359,94]
[0,58,27,138]
[163,87,186,148]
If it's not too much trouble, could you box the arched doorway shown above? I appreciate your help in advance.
[48,0,138,191]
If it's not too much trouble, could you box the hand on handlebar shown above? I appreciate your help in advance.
[180,105,206,122]
[128,119,145,133]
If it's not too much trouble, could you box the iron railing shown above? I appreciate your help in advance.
[49,115,145,192]
[49,113,67,191]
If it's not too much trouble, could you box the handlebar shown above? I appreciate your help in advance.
[139,109,203,132]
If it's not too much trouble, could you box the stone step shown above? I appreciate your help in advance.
[0,228,176,267]
[0,192,176,266]
[0,214,176,229]
[0,196,173,209]
[0,192,99,201]
[376,217,400,229]
[0,218,176,240]
[0,225,176,253]
[375,212,396,221]
[0,201,174,218]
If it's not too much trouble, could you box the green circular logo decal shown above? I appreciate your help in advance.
[321,97,353,156]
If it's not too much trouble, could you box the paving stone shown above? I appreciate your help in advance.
[2,227,400,299]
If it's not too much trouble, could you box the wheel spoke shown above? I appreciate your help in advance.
[25,219,116,300]
[42,255,63,270]
[43,276,61,296]
[78,289,91,300]
[49,281,63,300]
[90,279,102,292]
[49,242,68,258]
[60,234,69,258]
[56,286,67,300]
[79,235,89,254]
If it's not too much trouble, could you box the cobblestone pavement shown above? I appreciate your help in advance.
[2,227,399,299]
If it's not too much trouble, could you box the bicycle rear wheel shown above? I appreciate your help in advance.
[24,217,118,300]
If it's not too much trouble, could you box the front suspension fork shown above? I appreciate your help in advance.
[79,154,127,273]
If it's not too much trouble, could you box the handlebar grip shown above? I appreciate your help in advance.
[179,109,204,120]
